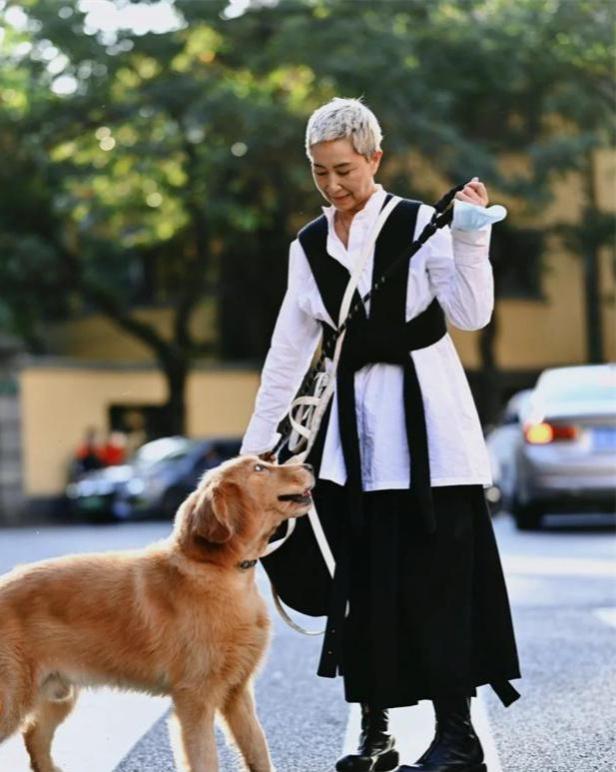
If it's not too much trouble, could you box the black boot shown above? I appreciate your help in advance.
[336,703,400,772]
[398,696,486,772]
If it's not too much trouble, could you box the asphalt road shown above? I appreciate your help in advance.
[0,510,614,772]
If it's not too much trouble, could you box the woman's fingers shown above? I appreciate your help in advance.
[455,177,489,206]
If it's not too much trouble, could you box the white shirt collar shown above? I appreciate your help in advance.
[321,184,387,225]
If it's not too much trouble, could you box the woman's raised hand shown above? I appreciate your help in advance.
[455,177,489,207]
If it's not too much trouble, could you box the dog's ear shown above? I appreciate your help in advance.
[175,479,244,562]
[193,483,237,545]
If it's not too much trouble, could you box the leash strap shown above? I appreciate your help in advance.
[288,195,402,456]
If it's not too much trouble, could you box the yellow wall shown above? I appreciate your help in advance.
[19,366,259,497]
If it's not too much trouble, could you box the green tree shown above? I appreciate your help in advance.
[1,0,613,431]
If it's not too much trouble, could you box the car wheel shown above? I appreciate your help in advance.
[111,498,134,522]
[513,499,543,531]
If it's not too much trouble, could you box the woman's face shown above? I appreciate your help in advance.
[310,137,382,215]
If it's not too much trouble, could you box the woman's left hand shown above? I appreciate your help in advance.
[455,177,489,207]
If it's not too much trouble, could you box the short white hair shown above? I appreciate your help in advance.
[305,97,383,160]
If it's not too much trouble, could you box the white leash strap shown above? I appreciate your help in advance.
[288,196,402,458]
[270,580,325,636]
[262,516,296,556]
[266,197,402,635]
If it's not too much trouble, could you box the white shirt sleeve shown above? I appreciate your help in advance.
[421,204,495,330]
[240,240,322,455]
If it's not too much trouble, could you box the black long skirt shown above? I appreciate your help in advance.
[261,479,521,709]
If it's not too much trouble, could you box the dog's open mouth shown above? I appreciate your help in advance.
[278,489,313,505]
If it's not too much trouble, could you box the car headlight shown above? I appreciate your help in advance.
[94,481,115,496]
[127,478,145,496]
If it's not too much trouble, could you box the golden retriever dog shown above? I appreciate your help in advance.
[0,456,314,772]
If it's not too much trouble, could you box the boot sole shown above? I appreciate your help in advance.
[398,765,486,772]
[374,749,400,771]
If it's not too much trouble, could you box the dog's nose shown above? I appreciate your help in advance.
[302,463,314,473]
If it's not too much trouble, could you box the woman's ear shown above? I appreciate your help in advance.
[370,149,383,175]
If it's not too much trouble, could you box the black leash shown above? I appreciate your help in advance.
[274,182,465,454]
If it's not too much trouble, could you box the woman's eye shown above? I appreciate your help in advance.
[254,464,264,472]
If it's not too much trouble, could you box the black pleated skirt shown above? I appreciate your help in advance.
[261,479,521,709]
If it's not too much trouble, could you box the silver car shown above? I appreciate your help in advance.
[511,363,616,529]
[485,388,534,513]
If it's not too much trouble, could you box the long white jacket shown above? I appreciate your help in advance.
[241,185,494,491]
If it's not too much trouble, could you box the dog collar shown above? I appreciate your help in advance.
[237,559,258,570]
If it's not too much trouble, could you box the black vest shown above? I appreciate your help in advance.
[299,197,448,680]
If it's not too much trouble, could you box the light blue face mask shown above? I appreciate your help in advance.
[451,198,507,231]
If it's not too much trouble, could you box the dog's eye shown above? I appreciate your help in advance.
[254,463,265,472]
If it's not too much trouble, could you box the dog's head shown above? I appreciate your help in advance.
[173,456,315,567]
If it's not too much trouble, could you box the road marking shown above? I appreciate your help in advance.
[341,687,502,771]
[0,688,169,772]
[503,555,615,578]
[594,607,616,628]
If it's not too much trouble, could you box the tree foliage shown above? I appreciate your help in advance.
[0,0,613,428]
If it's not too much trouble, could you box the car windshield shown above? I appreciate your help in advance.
[130,438,194,471]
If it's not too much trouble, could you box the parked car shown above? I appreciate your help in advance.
[485,389,534,514]
[65,462,137,520]
[509,364,616,530]
[112,437,241,520]
[66,436,240,521]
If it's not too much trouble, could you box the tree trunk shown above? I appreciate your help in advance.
[160,357,189,436]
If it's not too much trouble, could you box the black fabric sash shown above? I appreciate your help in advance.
[299,198,449,680]
[315,299,447,681]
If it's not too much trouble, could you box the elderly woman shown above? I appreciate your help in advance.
[241,98,520,772]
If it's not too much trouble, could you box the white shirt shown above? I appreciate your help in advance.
[241,185,494,490]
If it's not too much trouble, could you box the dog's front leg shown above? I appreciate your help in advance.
[171,691,218,772]
[221,682,274,772]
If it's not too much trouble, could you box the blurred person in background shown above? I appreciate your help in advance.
[99,430,127,466]
[72,426,104,478]
[242,98,520,772]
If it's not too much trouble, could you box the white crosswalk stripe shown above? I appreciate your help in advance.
[0,688,169,772]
